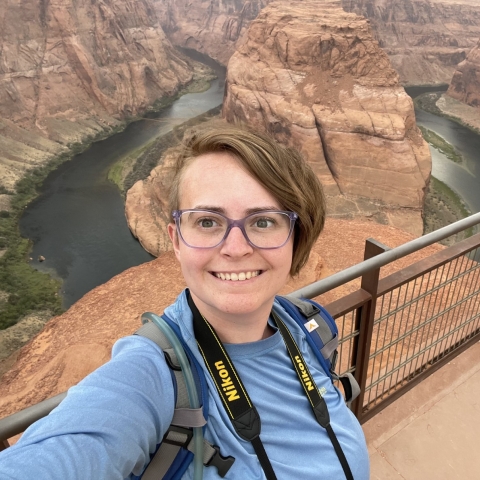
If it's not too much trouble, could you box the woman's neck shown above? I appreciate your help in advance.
[189,292,275,344]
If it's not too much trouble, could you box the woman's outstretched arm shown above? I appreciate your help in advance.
[0,335,175,480]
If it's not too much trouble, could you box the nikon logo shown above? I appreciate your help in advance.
[215,360,240,402]
[294,355,314,391]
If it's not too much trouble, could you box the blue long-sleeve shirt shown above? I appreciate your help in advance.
[0,291,370,479]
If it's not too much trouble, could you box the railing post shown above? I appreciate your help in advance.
[351,238,388,420]
[1,439,9,451]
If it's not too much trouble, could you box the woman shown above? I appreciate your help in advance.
[0,124,369,479]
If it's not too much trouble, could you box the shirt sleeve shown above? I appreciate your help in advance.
[0,335,176,480]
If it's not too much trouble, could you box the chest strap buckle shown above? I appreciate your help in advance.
[206,445,236,478]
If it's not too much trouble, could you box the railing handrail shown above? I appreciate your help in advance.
[0,392,66,443]
[2,212,480,442]
[291,212,480,299]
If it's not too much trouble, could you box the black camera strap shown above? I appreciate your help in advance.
[189,294,353,480]
[270,312,354,480]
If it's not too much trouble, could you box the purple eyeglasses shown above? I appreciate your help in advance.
[172,209,298,249]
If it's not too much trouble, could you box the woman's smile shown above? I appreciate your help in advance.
[212,270,262,281]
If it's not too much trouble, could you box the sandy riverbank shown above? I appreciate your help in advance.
[415,91,480,134]
[423,177,473,246]
[436,94,480,134]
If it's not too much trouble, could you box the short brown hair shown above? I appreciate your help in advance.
[168,122,326,276]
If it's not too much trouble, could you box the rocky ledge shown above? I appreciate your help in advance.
[222,0,431,236]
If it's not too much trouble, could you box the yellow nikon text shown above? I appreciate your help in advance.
[215,360,240,402]
[294,355,314,391]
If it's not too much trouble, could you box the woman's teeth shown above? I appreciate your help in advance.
[215,271,260,281]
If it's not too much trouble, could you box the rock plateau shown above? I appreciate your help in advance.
[0,0,195,190]
[342,0,480,86]
[447,37,480,107]
[223,0,431,237]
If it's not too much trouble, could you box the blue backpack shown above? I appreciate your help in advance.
[133,295,360,479]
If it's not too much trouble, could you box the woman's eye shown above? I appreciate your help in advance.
[198,218,217,228]
[254,218,274,228]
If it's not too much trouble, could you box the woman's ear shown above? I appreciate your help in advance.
[168,223,181,260]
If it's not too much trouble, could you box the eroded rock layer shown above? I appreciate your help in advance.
[0,0,194,190]
[342,0,480,86]
[154,0,272,65]
[223,0,431,236]
[447,38,480,107]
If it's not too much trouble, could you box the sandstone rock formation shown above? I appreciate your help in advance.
[223,0,431,236]
[342,0,480,86]
[447,37,480,107]
[154,0,272,65]
[0,218,443,419]
[0,0,195,190]
[125,145,178,257]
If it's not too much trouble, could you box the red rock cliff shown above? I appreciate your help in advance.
[0,0,194,190]
[222,0,431,237]
[342,0,480,86]
[154,0,272,65]
[447,37,480,107]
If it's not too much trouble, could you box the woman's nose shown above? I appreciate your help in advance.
[220,226,253,256]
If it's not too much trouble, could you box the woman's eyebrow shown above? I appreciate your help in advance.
[244,206,281,215]
[192,206,281,215]
[192,205,226,213]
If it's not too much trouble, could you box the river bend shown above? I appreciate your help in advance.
[20,52,225,308]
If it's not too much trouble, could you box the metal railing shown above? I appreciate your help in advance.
[293,212,480,422]
[1,212,480,447]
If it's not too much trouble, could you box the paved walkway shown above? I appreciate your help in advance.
[363,340,480,480]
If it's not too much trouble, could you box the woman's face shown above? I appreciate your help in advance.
[168,152,293,322]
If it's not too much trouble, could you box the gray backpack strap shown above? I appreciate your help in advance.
[281,296,360,404]
[331,372,361,405]
[283,295,337,361]
[283,295,318,317]
[172,408,207,428]
[135,322,235,478]
[137,321,172,349]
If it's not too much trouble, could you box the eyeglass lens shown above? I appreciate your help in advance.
[178,211,293,248]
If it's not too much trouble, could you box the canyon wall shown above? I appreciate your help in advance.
[0,0,194,190]
[154,0,480,86]
[342,0,480,86]
[153,0,272,65]
[447,37,480,107]
[222,0,431,237]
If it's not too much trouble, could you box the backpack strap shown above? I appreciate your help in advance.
[279,296,361,404]
[135,322,235,479]
[282,295,339,363]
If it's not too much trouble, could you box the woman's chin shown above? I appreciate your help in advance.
[192,290,273,319]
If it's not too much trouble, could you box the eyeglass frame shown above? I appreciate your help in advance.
[171,209,298,250]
